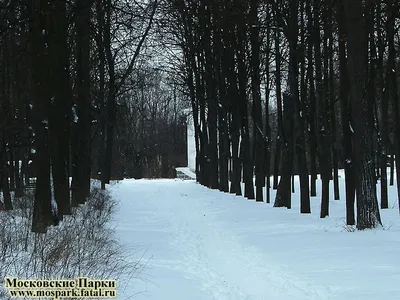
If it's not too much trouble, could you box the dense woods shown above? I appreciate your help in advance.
[0,0,399,231]
[0,0,186,232]
[169,0,400,230]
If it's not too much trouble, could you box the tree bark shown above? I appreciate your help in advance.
[72,0,92,206]
[376,2,388,209]
[315,0,330,218]
[386,0,400,213]
[250,0,264,202]
[345,0,382,229]
[273,26,283,190]
[306,0,317,197]
[337,0,355,225]
[49,0,71,217]
[30,0,53,232]
[274,92,294,209]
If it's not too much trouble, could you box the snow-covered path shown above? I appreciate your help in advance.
[111,178,400,300]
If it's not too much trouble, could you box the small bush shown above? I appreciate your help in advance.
[0,187,140,300]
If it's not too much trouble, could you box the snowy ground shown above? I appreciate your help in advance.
[111,172,400,300]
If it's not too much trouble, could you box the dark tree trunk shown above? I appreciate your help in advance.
[337,0,355,225]
[103,0,115,186]
[306,0,317,197]
[217,92,229,192]
[30,0,53,232]
[9,148,15,191]
[205,71,219,190]
[345,0,382,229]
[49,0,71,217]
[237,9,254,200]
[379,41,388,211]
[265,24,272,204]
[315,0,330,218]
[386,0,400,213]
[289,0,310,213]
[95,0,107,190]
[250,0,264,202]
[273,139,281,190]
[15,148,24,198]
[274,93,294,209]
[0,139,12,210]
[0,47,13,209]
[292,174,295,193]
[227,25,242,196]
[214,3,229,193]
[273,26,283,190]
[72,0,92,206]
[328,0,339,200]
[390,152,394,186]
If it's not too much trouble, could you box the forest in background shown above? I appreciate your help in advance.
[0,0,399,232]
[170,0,400,230]
[0,0,187,233]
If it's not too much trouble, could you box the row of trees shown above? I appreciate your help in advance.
[168,0,400,229]
[0,0,188,233]
[1,0,398,232]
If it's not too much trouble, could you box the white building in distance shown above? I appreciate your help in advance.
[185,108,196,172]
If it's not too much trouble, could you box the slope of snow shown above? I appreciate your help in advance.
[111,173,400,300]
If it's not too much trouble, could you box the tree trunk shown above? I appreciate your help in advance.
[390,152,394,186]
[315,0,330,218]
[345,0,382,229]
[386,0,400,213]
[0,138,12,210]
[378,15,388,208]
[30,0,53,232]
[72,0,92,206]
[237,9,254,199]
[49,0,71,217]
[328,0,339,200]
[273,26,283,190]
[250,0,264,202]
[289,0,310,213]
[337,0,355,225]
[306,0,317,197]
[274,93,294,209]
[265,24,272,203]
